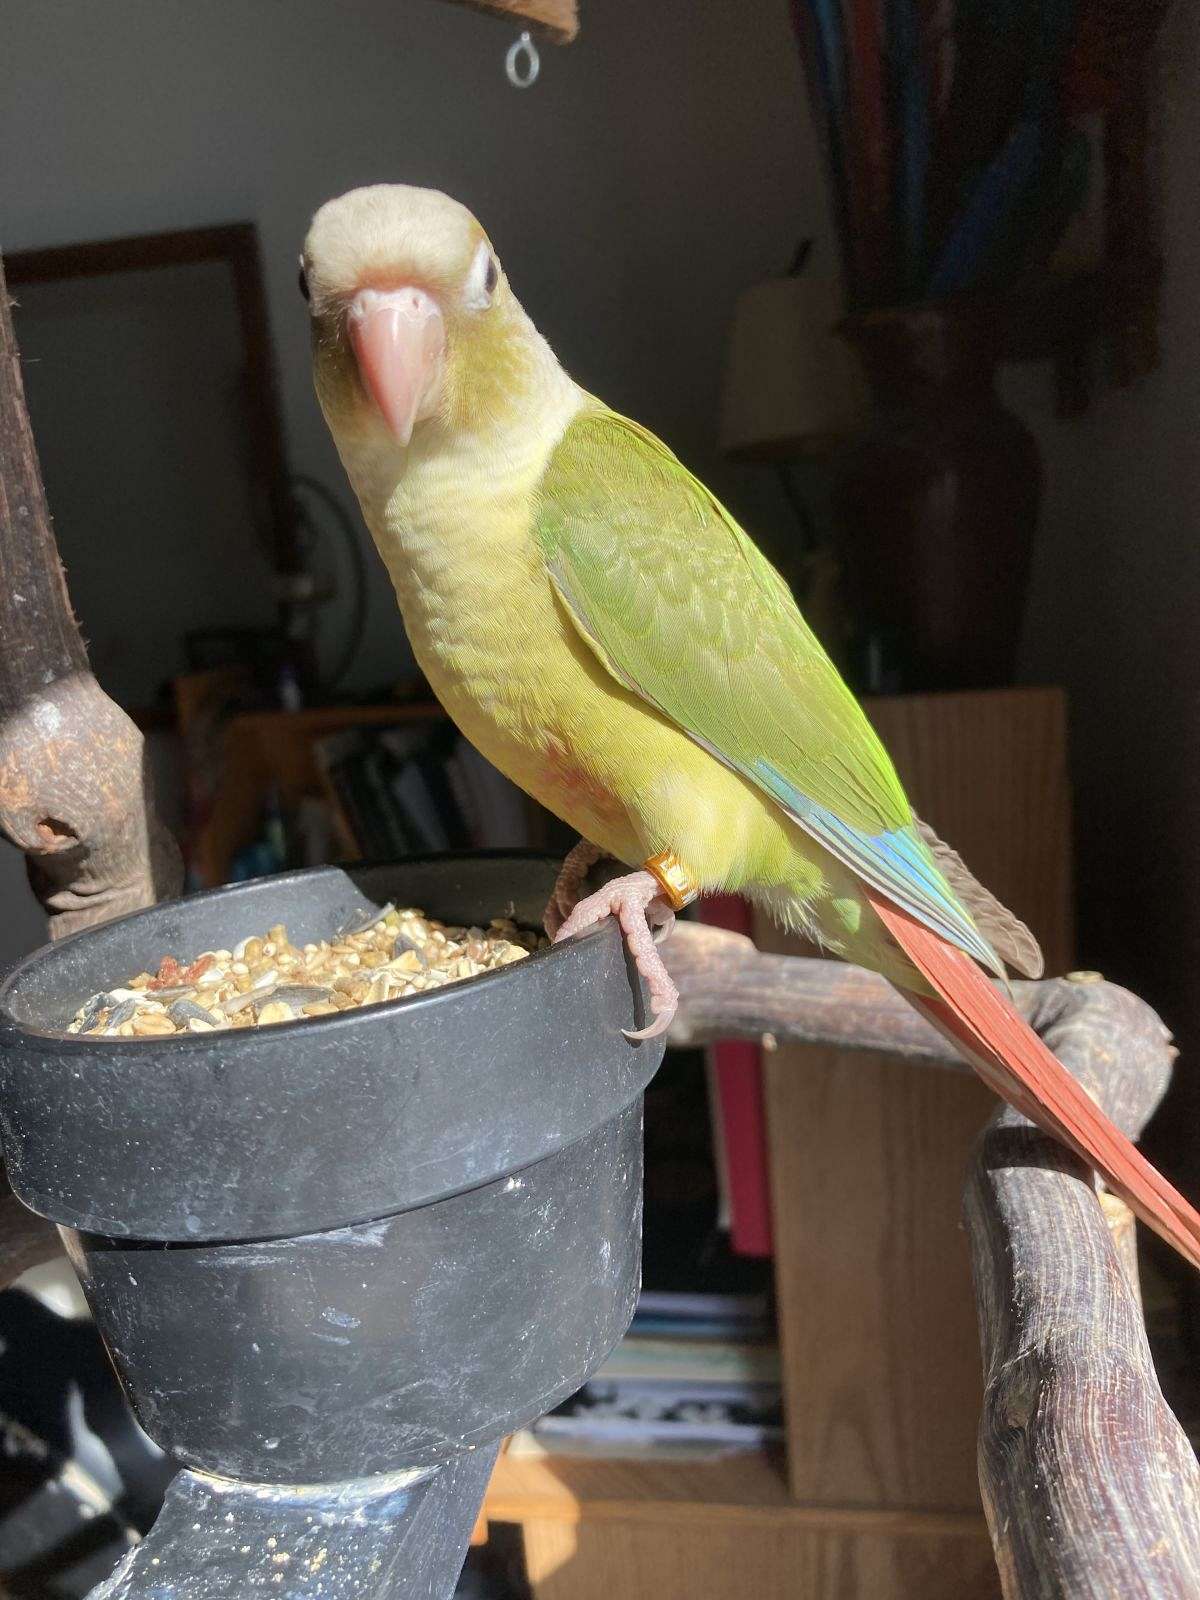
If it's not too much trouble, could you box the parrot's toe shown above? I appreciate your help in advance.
[554,869,678,1039]
[543,838,606,938]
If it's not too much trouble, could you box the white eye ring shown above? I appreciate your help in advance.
[464,240,500,311]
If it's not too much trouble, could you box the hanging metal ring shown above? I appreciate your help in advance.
[505,30,540,89]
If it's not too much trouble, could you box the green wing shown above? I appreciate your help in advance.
[533,403,1001,971]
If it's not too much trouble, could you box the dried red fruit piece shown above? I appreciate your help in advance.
[147,956,184,991]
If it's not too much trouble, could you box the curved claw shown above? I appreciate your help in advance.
[622,1008,674,1042]
[554,869,679,1039]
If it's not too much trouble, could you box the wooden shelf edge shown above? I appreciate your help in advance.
[185,701,446,887]
[483,1450,990,1539]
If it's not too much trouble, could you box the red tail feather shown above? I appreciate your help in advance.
[867,887,1200,1274]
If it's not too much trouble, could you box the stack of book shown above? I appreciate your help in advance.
[517,1290,781,1459]
[312,721,535,858]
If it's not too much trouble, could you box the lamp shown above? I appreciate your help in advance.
[720,245,867,461]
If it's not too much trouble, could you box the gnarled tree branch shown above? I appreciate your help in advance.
[0,252,182,933]
[966,983,1200,1599]
[662,920,1200,1599]
[0,250,183,1278]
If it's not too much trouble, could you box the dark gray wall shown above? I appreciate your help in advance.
[14,262,278,708]
[2,0,821,697]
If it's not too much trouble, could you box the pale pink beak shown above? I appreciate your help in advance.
[347,286,446,445]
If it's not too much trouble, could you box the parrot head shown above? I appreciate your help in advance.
[302,184,537,450]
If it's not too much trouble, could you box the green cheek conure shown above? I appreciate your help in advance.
[303,184,1200,1272]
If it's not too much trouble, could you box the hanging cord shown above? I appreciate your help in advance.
[287,474,369,692]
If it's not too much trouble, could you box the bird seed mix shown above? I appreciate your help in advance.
[65,903,545,1038]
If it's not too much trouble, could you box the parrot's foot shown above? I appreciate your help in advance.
[554,870,678,1041]
[543,838,607,937]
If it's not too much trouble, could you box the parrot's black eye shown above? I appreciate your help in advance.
[466,243,499,310]
[297,259,310,303]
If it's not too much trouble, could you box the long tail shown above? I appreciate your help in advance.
[866,886,1200,1273]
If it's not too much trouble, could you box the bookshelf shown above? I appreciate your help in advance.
[181,697,565,887]
[185,703,444,887]
[483,687,1072,1600]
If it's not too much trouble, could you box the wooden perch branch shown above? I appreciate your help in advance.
[665,918,968,1059]
[664,921,1200,1599]
[966,983,1200,1599]
[1,250,183,1280]
[0,252,182,937]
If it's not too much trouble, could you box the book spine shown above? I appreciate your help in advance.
[445,748,484,847]
[316,759,369,859]
[359,748,413,859]
[699,895,774,1259]
[413,752,466,848]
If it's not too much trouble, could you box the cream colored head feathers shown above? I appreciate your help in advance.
[302,184,564,449]
[303,185,491,316]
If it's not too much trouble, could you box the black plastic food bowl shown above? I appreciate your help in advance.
[0,852,662,1484]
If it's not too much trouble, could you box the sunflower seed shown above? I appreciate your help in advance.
[74,993,108,1034]
[104,999,138,1033]
[168,998,221,1027]
[337,902,395,939]
[271,985,333,1008]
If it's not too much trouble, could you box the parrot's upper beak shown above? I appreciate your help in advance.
[347,286,446,446]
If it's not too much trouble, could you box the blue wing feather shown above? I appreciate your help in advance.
[754,760,1005,975]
